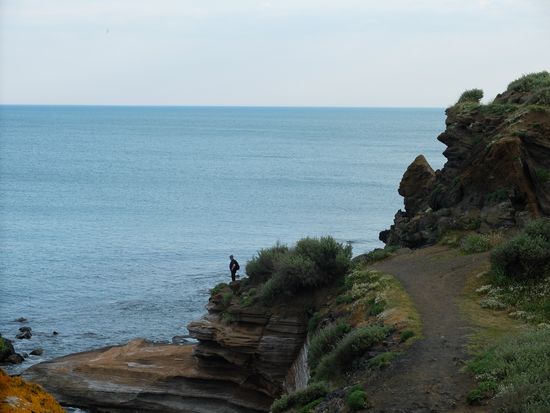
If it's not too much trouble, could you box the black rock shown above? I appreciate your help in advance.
[19,326,32,333]
[6,353,24,364]
[15,317,28,323]
[0,337,16,362]
[172,336,190,345]
[52,331,59,336]
[16,330,32,340]
[30,348,44,356]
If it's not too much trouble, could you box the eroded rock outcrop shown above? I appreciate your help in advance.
[23,282,310,412]
[382,72,550,247]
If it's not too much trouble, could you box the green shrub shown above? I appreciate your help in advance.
[271,382,328,413]
[314,325,390,380]
[368,298,385,316]
[346,387,369,411]
[355,246,398,265]
[221,290,233,307]
[307,312,322,335]
[527,86,550,105]
[491,218,550,281]
[467,328,550,410]
[271,394,291,413]
[298,398,323,413]
[367,351,400,369]
[210,282,228,296]
[258,236,353,304]
[245,243,288,283]
[295,236,352,281]
[535,168,550,183]
[461,234,492,254]
[486,188,509,204]
[260,277,283,305]
[457,88,484,104]
[335,294,354,305]
[507,71,550,93]
[273,253,318,292]
[308,322,352,371]
[399,330,415,343]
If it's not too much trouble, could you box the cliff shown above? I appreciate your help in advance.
[381,71,550,247]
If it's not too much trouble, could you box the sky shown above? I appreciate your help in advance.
[0,0,549,107]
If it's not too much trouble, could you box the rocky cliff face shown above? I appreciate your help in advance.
[187,284,309,400]
[381,72,550,247]
[23,282,311,412]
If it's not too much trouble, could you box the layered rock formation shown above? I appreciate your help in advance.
[381,72,550,247]
[24,282,309,412]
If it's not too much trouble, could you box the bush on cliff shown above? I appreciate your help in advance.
[457,88,484,104]
[294,236,352,280]
[314,325,390,381]
[255,236,352,304]
[246,243,288,284]
[308,321,352,371]
[490,218,550,281]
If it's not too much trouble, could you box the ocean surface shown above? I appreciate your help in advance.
[0,105,445,373]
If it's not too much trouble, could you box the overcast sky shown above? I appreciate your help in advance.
[1,0,549,106]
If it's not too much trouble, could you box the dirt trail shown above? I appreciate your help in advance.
[366,245,489,413]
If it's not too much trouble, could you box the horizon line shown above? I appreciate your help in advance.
[0,103,445,110]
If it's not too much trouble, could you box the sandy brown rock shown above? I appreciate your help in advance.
[24,339,273,412]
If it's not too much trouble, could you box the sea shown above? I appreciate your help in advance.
[0,105,446,374]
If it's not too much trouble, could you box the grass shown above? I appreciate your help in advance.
[467,328,550,411]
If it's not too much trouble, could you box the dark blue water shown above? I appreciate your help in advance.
[0,106,445,372]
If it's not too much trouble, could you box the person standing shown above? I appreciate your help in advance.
[229,255,240,282]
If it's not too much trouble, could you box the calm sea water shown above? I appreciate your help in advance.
[0,106,445,373]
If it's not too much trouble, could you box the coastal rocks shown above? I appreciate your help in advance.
[382,76,550,247]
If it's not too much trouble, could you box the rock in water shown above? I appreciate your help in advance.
[0,336,17,363]
[30,348,44,356]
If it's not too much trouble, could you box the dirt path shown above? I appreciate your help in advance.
[366,245,489,413]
